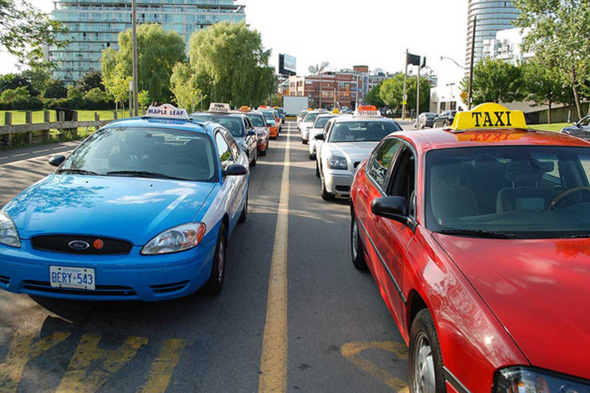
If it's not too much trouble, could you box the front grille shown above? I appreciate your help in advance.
[336,185,351,192]
[150,281,189,294]
[22,280,136,297]
[31,235,133,255]
[0,275,10,285]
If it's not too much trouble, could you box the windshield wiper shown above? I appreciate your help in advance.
[56,168,100,176]
[559,233,590,239]
[435,229,525,239]
[106,170,187,181]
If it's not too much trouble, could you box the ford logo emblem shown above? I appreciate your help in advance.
[68,240,90,250]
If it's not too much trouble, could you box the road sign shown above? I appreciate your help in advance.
[460,91,468,101]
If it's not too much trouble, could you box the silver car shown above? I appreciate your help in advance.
[561,115,590,140]
[308,113,341,160]
[315,116,402,200]
[299,110,328,144]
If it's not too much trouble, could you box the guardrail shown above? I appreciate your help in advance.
[0,110,117,147]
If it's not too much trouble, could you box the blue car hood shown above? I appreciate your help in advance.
[3,175,216,245]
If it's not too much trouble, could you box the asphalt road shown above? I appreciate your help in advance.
[0,120,412,393]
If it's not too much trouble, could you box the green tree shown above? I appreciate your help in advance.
[84,87,111,109]
[21,67,51,95]
[101,47,129,109]
[77,70,105,92]
[138,90,150,112]
[515,0,590,119]
[188,22,274,106]
[521,61,568,124]
[0,73,37,95]
[114,24,185,103]
[0,0,66,66]
[380,73,430,113]
[44,79,67,99]
[365,84,385,107]
[170,62,204,112]
[460,58,523,105]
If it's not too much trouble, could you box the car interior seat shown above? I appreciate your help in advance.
[430,161,479,224]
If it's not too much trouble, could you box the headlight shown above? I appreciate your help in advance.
[141,223,206,255]
[0,211,20,248]
[495,367,590,393]
[327,156,348,170]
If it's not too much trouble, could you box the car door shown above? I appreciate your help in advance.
[356,138,407,323]
[215,129,243,231]
[243,117,257,157]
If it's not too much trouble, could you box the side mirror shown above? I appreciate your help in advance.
[314,133,325,140]
[222,164,248,177]
[49,155,66,167]
[371,196,409,224]
[247,130,256,136]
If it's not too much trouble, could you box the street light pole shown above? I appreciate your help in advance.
[131,0,139,116]
[402,49,408,120]
[446,82,455,110]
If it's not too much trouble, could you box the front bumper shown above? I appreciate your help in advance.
[0,230,218,302]
[323,169,354,197]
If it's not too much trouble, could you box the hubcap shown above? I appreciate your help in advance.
[352,220,358,259]
[218,239,225,283]
[413,333,436,393]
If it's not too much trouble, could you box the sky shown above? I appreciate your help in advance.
[1,0,469,87]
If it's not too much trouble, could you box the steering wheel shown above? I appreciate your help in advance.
[548,186,590,210]
[169,157,201,167]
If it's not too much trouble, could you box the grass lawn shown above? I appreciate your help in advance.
[531,122,571,132]
[0,110,131,126]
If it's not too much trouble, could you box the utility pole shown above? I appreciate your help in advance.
[416,61,420,120]
[402,49,408,120]
[468,15,477,110]
[132,0,139,116]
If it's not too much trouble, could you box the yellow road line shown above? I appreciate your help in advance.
[140,339,186,393]
[258,123,292,393]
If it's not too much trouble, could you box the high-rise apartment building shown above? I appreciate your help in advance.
[465,0,520,66]
[48,0,246,85]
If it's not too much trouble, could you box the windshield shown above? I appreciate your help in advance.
[299,110,308,117]
[303,113,319,123]
[426,146,590,238]
[246,113,265,127]
[261,111,275,122]
[59,127,217,182]
[314,116,335,129]
[327,121,401,143]
[190,114,245,137]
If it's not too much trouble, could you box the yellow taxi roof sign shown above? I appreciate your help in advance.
[238,106,251,112]
[331,108,341,114]
[451,103,527,131]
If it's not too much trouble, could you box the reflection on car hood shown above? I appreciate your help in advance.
[433,234,590,379]
[4,174,216,245]
[325,142,379,163]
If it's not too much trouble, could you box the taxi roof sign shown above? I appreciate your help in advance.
[331,108,341,114]
[238,106,251,112]
[145,104,188,120]
[209,103,231,113]
[354,105,381,117]
[450,103,527,131]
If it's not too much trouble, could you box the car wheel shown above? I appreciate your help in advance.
[409,309,446,393]
[309,153,315,160]
[250,151,257,167]
[260,147,267,156]
[201,223,227,296]
[350,210,367,270]
[315,161,320,178]
[321,174,335,201]
[238,190,248,223]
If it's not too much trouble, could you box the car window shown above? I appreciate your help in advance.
[247,114,265,127]
[425,145,590,238]
[327,121,401,143]
[60,127,217,182]
[215,131,234,170]
[304,113,319,123]
[314,116,335,129]
[190,114,245,138]
[367,138,401,191]
[388,147,416,217]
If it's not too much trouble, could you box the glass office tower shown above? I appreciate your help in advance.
[48,0,246,85]
[465,0,520,66]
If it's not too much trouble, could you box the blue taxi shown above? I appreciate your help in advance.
[0,104,250,301]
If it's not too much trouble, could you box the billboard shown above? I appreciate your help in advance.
[279,54,296,76]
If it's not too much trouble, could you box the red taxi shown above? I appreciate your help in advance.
[350,103,590,392]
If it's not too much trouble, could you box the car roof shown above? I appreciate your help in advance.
[392,127,590,155]
[104,116,213,136]
[332,116,394,123]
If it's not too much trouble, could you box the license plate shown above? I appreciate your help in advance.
[49,266,95,290]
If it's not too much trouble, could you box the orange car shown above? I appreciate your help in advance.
[259,108,280,138]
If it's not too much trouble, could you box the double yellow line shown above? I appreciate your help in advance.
[258,123,291,393]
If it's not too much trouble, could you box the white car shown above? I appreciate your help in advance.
[299,110,327,144]
[297,110,310,128]
[308,113,342,160]
[316,113,402,201]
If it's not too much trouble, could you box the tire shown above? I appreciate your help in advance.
[260,147,267,156]
[315,161,320,178]
[309,153,315,160]
[201,223,227,296]
[350,210,367,270]
[250,150,257,167]
[409,310,446,393]
[321,174,335,201]
[238,190,248,223]
[303,139,308,145]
